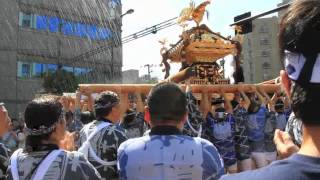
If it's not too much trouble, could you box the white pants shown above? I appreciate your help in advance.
[251,152,268,168]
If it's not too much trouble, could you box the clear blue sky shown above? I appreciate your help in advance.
[121,0,283,79]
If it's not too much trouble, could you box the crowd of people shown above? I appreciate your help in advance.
[0,0,319,179]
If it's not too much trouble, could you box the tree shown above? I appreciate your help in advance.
[43,69,78,95]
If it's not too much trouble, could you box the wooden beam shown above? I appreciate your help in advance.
[79,84,281,94]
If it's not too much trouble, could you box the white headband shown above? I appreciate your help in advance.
[284,51,320,83]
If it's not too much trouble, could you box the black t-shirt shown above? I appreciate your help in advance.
[220,154,320,180]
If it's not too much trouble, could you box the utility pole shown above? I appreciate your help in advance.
[144,64,152,81]
[142,64,158,82]
[110,9,135,83]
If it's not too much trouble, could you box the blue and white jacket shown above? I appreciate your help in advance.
[118,126,224,180]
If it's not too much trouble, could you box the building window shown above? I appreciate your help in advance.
[74,23,87,37]
[87,25,98,40]
[110,0,121,6]
[18,60,93,79]
[19,12,36,28]
[98,28,112,40]
[261,50,270,57]
[18,62,44,78]
[75,67,85,76]
[259,25,269,33]
[262,62,271,80]
[74,68,92,76]
[260,38,269,45]
[48,64,58,73]
[62,66,74,73]
[262,62,271,69]
[36,15,48,30]
[262,57,271,63]
[62,20,74,36]
[248,50,253,58]
[33,63,45,77]
[19,12,112,40]
[21,13,31,27]
[108,0,119,18]
[21,63,31,78]
[48,17,60,32]
[263,68,270,80]
[249,62,253,69]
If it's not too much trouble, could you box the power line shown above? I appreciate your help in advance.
[70,16,179,63]
[122,17,178,43]
[122,21,177,44]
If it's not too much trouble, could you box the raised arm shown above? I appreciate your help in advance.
[255,86,267,106]
[268,93,277,112]
[240,91,251,110]
[75,90,81,111]
[223,93,233,114]
[237,85,251,110]
[60,96,70,112]
[271,92,278,104]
